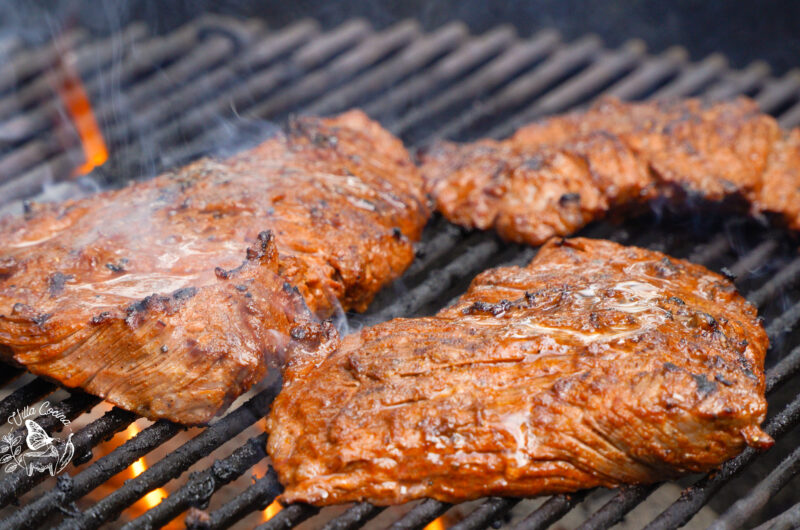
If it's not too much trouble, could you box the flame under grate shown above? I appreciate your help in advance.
[0,14,800,529]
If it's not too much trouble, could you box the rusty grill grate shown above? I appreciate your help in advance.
[0,14,800,529]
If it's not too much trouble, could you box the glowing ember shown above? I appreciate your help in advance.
[425,516,446,530]
[262,499,283,522]
[125,423,168,510]
[56,56,108,176]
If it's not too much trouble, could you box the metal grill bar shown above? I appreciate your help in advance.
[604,47,687,100]
[765,300,800,339]
[765,344,800,394]
[126,20,372,170]
[649,53,728,99]
[392,31,561,137]
[112,19,317,147]
[0,20,254,201]
[123,433,269,529]
[96,33,242,144]
[728,239,779,279]
[0,378,56,421]
[754,70,800,112]
[363,238,500,325]
[4,19,348,194]
[256,504,319,530]
[450,498,520,530]
[0,22,152,180]
[198,467,282,530]
[748,257,800,307]
[0,367,23,388]
[500,40,644,121]
[389,499,453,530]
[0,23,146,137]
[439,34,615,140]
[0,149,74,202]
[686,231,730,264]
[712,443,800,530]
[512,491,590,530]
[0,29,86,97]
[303,22,469,116]
[484,37,638,139]
[777,98,800,128]
[67,408,137,466]
[248,20,422,120]
[576,485,660,530]
[704,61,771,101]
[0,140,60,184]
[753,501,800,530]
[320,502,385,530]
[402,220,465,279]
[0,21,222,152]
[0,36,20,63]
[170,16,456,168]
[364,26,517,121]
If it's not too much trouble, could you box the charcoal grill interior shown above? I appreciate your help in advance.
[1,15,800,529]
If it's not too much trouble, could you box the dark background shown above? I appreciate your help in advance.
[2,0,800,75]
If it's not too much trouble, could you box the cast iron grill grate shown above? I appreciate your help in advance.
[0,15,799,529]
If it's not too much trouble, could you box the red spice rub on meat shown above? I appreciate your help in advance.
[421,97,800,244]
[0,110,427,424]
[268,238,771,506]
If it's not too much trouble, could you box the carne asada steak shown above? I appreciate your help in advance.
[0,110,426,424]
[267,238,771,505]
[421,97,798,244]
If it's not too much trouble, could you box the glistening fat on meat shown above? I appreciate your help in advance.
[0,111,428,424]
[268,238,771,506]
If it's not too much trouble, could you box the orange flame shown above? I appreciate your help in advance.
[57,58,108,175]
[125,423,168,510]
[425,517,446,530]
[262,499,283,522]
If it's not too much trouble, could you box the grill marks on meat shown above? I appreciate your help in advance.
[273,111,429,314]
[267,238,771,506]
[1,228,315,425]
[0,111,426,424]
[421,97,800,244]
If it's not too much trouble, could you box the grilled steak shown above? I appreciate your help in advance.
[268,238,771,505]
[420,97,800,245]
[0,111,428,424]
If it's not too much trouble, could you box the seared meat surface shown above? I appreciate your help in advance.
[268,238,771,506]
[0,111,427,424]
[421,97,799,244]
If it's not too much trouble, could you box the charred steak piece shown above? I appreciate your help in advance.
[0,111,428,424]
[268,238,771,506]
[421,97,800,245]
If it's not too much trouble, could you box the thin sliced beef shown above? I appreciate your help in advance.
[268,238,771,505]
[421,97,799,244]
[0,111,427,424]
